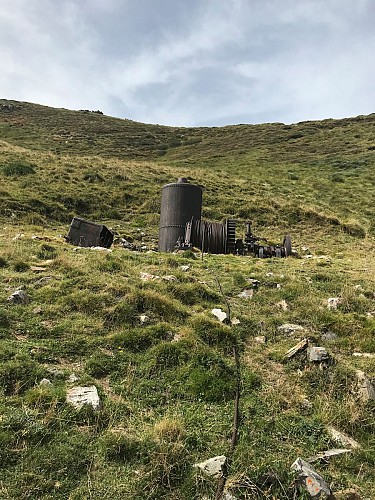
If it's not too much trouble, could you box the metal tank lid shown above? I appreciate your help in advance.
[162,178,202,189]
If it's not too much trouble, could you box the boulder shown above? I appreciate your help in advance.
[66,385,101,410]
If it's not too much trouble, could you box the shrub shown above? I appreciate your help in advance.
[2,161,35,177]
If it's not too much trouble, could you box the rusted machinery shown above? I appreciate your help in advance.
[66,217,114,248]
[159,178,292,257]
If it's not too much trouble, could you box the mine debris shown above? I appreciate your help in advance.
[66,217,113,248]
[285,339,309,359]
[308,346,330,363]
[307,449,352,463]
[291,457,332,499]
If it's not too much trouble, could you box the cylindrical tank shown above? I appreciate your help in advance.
[158,178,202,252]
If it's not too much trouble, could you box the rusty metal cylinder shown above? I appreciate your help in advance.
[158,178,202,252]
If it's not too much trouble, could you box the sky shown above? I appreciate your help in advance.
[0,0,374,127]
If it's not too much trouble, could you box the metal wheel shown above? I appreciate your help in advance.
[283,235,292,257]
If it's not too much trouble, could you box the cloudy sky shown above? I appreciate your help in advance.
[0,0,374,126]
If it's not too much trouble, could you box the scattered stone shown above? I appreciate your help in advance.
[291,457,331,499]
[231,317,240,325]
[266,272,274,277]
[276,299,288,311]
[140,272,160,281]
[12,233,25,240]
[327,297,342,310]
[334,488,364,500]
[180,265,190,271]
[211,308,227,322]
[66,385,101,410]
[285,339,309,359]
[366,312,374,319]
[247,278,261,288]
[39,378,52,386]
[304,254,314,259]
[139,314,149,324]
[193,455,226,478]
[308,346,330,363]
[307,448,352,463]
[327,426,360,449]
[352,352,375,359]
[30,266,47,272]
[238,289,253,299]
[162,275,178,282]
[354,284,363,291]
[68,373,79,383]
[321,331,337,341]
[7,289,30,304]
[356,370,375,402]
[300,398,313,410]
[302,246,310,252]
[278,323,305,334]
[255,335,266,344]
[276,283,281,289]
[223,491,238,500]
[171,333,182,343]
[33,306,43,314]
[90,246,112,252]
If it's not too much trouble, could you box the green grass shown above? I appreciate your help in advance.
[0,100,374,498]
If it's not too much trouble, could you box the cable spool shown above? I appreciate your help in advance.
[188,219,236,254]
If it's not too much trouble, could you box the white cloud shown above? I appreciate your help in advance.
[0,0,374,125]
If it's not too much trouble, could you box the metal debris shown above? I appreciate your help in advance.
[291,457,331,499]
[307,448,352,463]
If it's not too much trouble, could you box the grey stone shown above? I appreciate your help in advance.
[327,297,342,310]
[66,385,101,410]
[180,265,190,272]
[7,289,29,304]
[278,323,305,334]
[238,289,253,299]
[194,455,226,478]
[321,332,337,341]
[291,457,331,498]
[356,370,375,402]
[68,373,79,383]
[308,346,329,362]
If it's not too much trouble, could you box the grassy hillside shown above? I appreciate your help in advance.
[0,100,374,499]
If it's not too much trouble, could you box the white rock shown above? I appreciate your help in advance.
[356,370,375,402]
[194,455,226,478]
[39,378,52,386]
[327,426,360,449]
[66,385,101,410]
[231,317,240,325]
[162,275,178,282]
[139,314,149,324]
[291,458,331,498]
[180,265,190,272]
[352,352,375,358]
[7,289,30,304]
[237,289,253,299]
[278,323,305,334]
[90,246,112,252]
[277,300,288,311]
[211,308,227,322]
[266,272,274,277]
[140,272,160,281]
[68,373,79,383]
[255,336,266,344]
[327,297,342,310]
